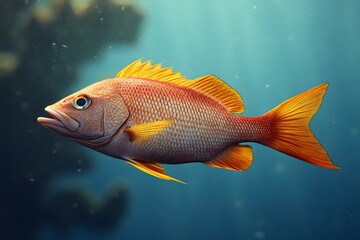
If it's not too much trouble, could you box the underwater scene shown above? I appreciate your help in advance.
[1,0,359,240]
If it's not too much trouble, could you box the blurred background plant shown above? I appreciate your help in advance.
[0,0,143,239]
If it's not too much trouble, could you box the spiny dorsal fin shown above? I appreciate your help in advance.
[116,59,245,114]
[205,145,253,171]
[127,160,186,184]
[116,59,186,82]
[125,120,172,142]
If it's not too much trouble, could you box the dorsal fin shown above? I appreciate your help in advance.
[116,59,186,82]
[183,75,245,114]
[116,59,245,114]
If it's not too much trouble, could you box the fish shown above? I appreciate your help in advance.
[37,59,339,184]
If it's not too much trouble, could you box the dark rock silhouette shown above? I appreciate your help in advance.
[45,183,129,231]
[0,1,143,239]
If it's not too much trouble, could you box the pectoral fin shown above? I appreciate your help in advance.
[125,120,172,142]
[205,145,253,171]
[127,160,186,184]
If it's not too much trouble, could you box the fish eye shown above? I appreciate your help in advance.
[73,94,91,110]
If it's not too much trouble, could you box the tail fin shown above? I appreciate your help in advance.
[262,83,339,169]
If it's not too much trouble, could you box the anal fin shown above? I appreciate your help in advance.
[127,160,186,184]
[205,145,253,171]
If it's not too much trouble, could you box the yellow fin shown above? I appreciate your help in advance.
[205,145,253,171]
[116,59,245,114]
[127,160,186,184]
[263,83,339,169]
[125,120,172,142]
[183,75,244,114]
[116,59,186,82]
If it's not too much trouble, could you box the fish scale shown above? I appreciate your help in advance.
[117,77,235,163]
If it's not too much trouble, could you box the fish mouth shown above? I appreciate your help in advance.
[38,107,121,148]
[37,106,80,133]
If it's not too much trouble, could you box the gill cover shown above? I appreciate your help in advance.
[81,91,130,147]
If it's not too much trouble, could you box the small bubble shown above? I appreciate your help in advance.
[265,84,270,88]
[77,168,82,172]
[98,10,102,14]
[108,45,112,49]
[121,6,125,10]
[89,208,95,215]
[234,199,244,209]
[51,150,57,154]
[54,141,63,149]
[26,129,34,133]
[350,127,358,136]
[20,101,29,109]
[275,163,285,173]
[62,44,68,48]
[100,17,104,21]
[252,5,257,10]
[29,178,35,182]
[287,34,295,42]
[52,42,56,46]
[254,230,265,239]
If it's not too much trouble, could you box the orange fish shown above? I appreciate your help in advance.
[38,59,339,183]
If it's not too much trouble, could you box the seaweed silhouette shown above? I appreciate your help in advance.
[0,1,143,239]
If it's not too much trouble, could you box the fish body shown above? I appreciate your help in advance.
[105,77,262,164]
[38,60,338,183]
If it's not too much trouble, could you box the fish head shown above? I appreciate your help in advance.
[37,79,129,147]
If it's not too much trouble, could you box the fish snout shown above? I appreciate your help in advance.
[37,106,80,132]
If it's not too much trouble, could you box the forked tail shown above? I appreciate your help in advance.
[261,83,339,169]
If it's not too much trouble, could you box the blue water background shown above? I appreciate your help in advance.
[44,0,360,239]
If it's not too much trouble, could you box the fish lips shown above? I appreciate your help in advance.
[37,107,80,135]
